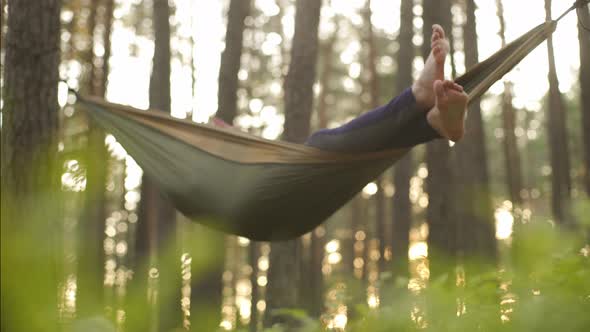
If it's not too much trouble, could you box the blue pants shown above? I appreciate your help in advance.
[305,88,441,153]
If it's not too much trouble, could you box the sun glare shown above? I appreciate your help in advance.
[495,206,515,240]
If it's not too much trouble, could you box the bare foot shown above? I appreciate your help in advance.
[427,80,468,142]
[412,24,450,109]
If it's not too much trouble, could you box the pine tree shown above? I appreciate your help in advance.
[496,0,524,206]
[77,0,113,319]
[134,0,180,330]
[362,0,388,275]
[218,0,252,123]
[422,0,458,267]
[1,0,62,330]
[391,0,414,280]
[190,1,252,329]
[266,0,322,326]
[453,0,496,257]
[578,6,590,195]
[544,0,572,225]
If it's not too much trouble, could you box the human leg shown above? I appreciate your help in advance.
[305,25,468,152]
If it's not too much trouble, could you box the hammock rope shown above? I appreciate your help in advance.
[71,4,585,240]
[558,0,590,26]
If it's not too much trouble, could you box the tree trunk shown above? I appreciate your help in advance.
[135,0,180,330]
[266,0,322,327]
[453,0,496,258]
[544,0,572,225]
[100,0,115,97]
[0,0,62,330]
[578,6,590,196]
[496,0,524,206]
[217,0,252,123]
[316,16,338,131]
[77,0,109,319]
[190,1,254,328]
[422,0,458,267]
[500,84,524,205]
[363,0,388,275]
[391,0,414,280]
[249,243,260,332]
[281,0,322,144]
[301,15,340,318]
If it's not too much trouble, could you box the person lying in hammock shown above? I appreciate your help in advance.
[213,24,467,153]
[304,24,468,153]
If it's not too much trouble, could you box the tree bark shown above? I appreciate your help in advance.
[496,0,524,206]
[134,0,180,330]
[1,0,62,330]
[578,6,590,196]
[363,0,388,274]
[316,17,338,131]
[302,13,341,317]
[217,0,252,123]
[249,243,260,332]
[100,0,115,97]
[281,0,322,144]
[453,0,496,258]
[190,1,254,329]
[422,0,458,267]
[500,84,524,205]
[77,0,109,319]
[266,0,322,327]
[544,0,572,225]
[391,0,414,280]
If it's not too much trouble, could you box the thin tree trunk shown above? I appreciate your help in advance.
[544,0,572,225]
[422,0,457,268]
[0,1,6,52]
[578,6,590,196]
[496,0,524,206]
[87,0,99,95]
[193,1,253,328]
[1,0,62,330]
[301,14,340,318]
[77,0,109,319]
[500,84,524,204]
[266,0,322,327]
[100,0,115,97]
[217,0,252,123]
[281,0,322,143]
[134,0,180,330]
[249,243,260,332]
[190,1,197,116]
[453,0,496,258]
[316,18,338,131]
[363,0,387,274]
[391,0,414,280]
[300,228,325,318]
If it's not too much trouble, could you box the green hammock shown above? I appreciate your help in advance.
[78,21,556,240]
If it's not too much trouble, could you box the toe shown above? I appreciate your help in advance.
[432,40,448,55]
[431,28,443,42]
[433,39,447,48]
[434,80,445,100]
[443,80,455,89]
[432,24,445,39]
[431,31,440,43]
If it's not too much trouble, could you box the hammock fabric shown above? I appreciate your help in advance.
[79,21,556,240]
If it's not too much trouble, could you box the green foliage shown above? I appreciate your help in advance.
[345,221,590,332]
[249,218,589,332]
[573,197,590,227]
[2,157,588,332]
